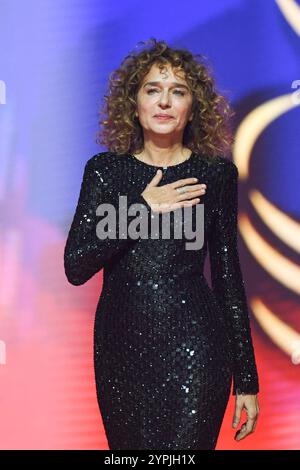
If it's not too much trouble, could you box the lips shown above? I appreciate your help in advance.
[153,114,174,120]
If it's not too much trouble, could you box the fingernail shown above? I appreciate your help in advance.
[194,178,198,181]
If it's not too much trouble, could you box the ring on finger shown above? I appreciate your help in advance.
[176,186,188,194]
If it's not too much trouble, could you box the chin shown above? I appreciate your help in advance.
[151,125,176,132]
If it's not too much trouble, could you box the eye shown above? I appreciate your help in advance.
[146,88,186,96]
[147,88,159,94]
[174,89,185,96]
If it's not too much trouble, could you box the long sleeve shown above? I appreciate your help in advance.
[64,158,150,286]
[208,159,259,395]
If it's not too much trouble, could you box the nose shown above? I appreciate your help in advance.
[158,90,171,108]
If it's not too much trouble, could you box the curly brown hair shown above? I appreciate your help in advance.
[95,38,235,161]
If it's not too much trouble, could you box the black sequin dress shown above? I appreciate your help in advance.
[64,151,259,450]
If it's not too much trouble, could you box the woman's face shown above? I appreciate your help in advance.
[135,63,194,138]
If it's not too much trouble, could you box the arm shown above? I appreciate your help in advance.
[208,159,259,395]
[64,158,150,286]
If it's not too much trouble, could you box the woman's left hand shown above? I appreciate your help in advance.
[232,393,260,441]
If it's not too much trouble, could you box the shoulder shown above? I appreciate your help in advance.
[85,151,120,169]
[211,155,238,175]
[83,151,130,177]
[206,155,239,183]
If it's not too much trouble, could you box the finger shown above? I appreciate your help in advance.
[252,418,258,432]
[236,417,256,440]
[237,402,259,439]
[181,198,201,208]
[246,416,256,434]
[171,178,201,189]
[158,198,200,213]
[175,183,205,191]
[176,187,206,201]
[252,408,259,432]
[235,421,248,440]
[232,403,243,428]
[147,169,163,187]
[174,184,207,193]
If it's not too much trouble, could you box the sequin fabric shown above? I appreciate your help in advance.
[64,151,259,450]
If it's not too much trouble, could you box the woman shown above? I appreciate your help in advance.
[64,38,260,450]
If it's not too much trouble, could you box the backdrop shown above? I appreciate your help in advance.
[0,0,299,450]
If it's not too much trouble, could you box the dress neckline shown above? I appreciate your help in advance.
[128,151,196,170]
